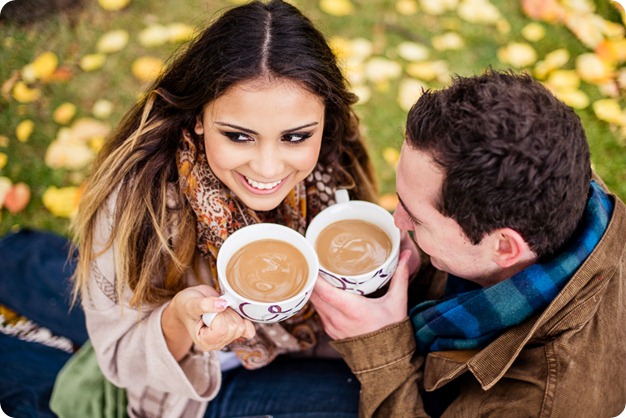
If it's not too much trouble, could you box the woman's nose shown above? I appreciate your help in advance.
[250,144,284,180]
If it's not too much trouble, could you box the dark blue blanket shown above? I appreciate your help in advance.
[0,229,88,418]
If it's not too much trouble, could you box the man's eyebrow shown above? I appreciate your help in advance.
[397,193,422,224]
[214,121,319,135]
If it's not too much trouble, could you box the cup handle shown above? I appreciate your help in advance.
[335,189,349,204]
[202,293,236,327]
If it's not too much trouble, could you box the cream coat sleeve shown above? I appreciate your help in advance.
[82,193,222,417]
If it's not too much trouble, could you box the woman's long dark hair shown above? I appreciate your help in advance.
[73,0,377,306]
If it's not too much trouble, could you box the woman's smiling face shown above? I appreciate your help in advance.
[195,78,325,212]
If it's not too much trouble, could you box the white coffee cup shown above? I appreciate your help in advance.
[203,223,319,326]
[305,189,401,295]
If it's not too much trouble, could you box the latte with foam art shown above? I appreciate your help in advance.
[315,219,391,276]
[225,239,309,303]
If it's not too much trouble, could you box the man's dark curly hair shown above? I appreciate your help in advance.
[405,69,591,260]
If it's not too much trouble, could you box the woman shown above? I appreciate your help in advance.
[53,1,378,417]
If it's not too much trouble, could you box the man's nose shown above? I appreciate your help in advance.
[393,204,412,230]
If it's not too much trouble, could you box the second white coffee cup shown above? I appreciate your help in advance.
[305,189,401,295]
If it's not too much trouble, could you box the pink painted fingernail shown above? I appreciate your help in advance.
[215,299,229,310]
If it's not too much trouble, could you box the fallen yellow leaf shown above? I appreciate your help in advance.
[352,85,371,104]
[53,102,77,125]
[521,22,546,42]
[329,36,352,62]
[320,0,354,16]
[45,140,94,170]
[98,0,130,11]
[89,136,106,152]
[16,119,34,142]
[396,0,418,15]
[0,153,7,170]
[397,78,427,111]
[576,53,615,84]
[595,39,626,65]
[12,81,41,103]
[565,14,605,49]
[349,38,374,61]
[419,0,448,15]
[42,186,81,218]
[0,135,9,147]
[496,19,511,35]
[406,60,449,81]
[80,54,107,72]
[92,99,114,119]
[592,98,623,124]
[534,48,570,79]
[139,25,170,47]
[364,57,402,83]
[432,32,465,51]
[397,41,430,61]
[97,30,129,54]
[167,23,196,43]
[31,51,59,80]
[0,177,12,208]
[497,42,537,68]
[546,69,580,91]
[70,118,111,141]
[554,89,589,109]
[131,56,165,83]
[458,0,501,24]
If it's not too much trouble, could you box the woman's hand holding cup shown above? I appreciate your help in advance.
[163,285,255,359]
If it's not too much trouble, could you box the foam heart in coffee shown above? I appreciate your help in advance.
[315,219,391,276]
[225,239,309,303]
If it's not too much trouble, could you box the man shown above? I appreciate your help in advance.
[310,70,626,417]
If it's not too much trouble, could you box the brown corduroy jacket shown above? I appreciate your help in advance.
[332,190,626,418]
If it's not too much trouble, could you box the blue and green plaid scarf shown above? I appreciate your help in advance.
[409,181,614,354]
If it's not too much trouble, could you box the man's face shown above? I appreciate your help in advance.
[393,143,499,285]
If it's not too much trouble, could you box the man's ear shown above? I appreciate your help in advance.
[194,115,204,135]
[491,228,534,268]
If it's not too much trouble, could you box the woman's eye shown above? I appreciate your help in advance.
[283,133,312,143]
[224,132,252,143]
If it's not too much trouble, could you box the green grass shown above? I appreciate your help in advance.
[1,0,625,237]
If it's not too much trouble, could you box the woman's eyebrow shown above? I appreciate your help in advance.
[214,121,319,135]
[214,122,258,135]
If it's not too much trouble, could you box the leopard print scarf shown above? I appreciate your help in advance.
[176,131,338,369]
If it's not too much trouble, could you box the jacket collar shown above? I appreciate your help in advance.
[424,193,625,392]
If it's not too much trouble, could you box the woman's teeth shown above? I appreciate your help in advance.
[246,178,282,190]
